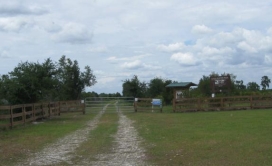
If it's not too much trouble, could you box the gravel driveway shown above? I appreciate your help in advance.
[19,104,148,166]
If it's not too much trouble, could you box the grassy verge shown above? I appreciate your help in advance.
[0,110,96,166]
[127,109,272,166]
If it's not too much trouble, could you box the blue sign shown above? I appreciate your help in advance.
[152,99,162,106]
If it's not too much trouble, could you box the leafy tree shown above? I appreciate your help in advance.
[0,59,58,104]
[146,77,175,104]
[57,55,96,100]
[81,91,99,99]
[147,77,165,98]
[122,75,147,97]
[195,72,236,97]
[115,92,122,97]
[162,79,175,105]
[235,80,246,90]
[197,75,211,97]
[261,76,271,90]
[0,56,96,104]
[247,82,260,91]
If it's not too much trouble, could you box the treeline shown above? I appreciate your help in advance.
[121,73,271,105]
[0,56,96,105]
[1,57,271,106]
[81,91,122,99]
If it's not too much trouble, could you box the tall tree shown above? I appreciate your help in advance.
[122,75,146,97]
[148,77,165,98]
[0,56,96,104]
[247,82,260,91]
[197,75,211,97]
[0,59,58,104]
[57,55,96,100]
[162,79,175,105]
[261,76,271,90]
[235,80,246,90]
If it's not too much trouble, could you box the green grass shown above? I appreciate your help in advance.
[0,110,96,166]
[127,109,272,166]
[1,106,272,166]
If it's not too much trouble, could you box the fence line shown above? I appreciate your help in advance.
[134,98,162,112]
[85,97,135,113]
[173,95,272,112]
[0,100,85,129]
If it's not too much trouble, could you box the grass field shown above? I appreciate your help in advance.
[0,112,96,166]
[127,107,272,165]
[1,106,272,165]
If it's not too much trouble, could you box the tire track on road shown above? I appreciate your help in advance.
[86,105,148,166]
[20,105,108,166]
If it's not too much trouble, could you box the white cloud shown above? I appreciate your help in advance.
[157,42,184,52]
[107,54,150,62]
[0,49,10,58]
[88,46,108,53]
[201,46,234,55]
[170,52,198,66]
[107,56,129,62]
[107,56,118,61]
[0,2,48,16]
[268,27,272,35]
[237,41,257,53]
[98,77,116,85]
[264,54,272,65]
[43,22,62,33]
[0,18,28,32]
[1,0,272,94]
[121,60,143,69]
[191,25,213,34]
[52,22,93,44]
[161,26,272,69]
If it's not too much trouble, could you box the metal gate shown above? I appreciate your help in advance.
[84,97,135,113]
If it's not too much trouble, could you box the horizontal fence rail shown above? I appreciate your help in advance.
[173,95,272,112]
[0,100,85,129]
[134,98,162,113]
[85,97,135,113]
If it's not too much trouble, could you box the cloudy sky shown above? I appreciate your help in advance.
[0,0,272,93]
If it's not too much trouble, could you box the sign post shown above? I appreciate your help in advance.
[210,75,231,95]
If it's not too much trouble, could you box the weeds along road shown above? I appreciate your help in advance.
[20,103,148,166]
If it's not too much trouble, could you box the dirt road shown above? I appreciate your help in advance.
[20,104,148,166]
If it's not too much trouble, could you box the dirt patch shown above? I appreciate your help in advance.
[85,112,148,166]
[19,107,106,166]
[19,104,148,166]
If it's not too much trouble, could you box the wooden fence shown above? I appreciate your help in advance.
[0,100,85,129]
[173,95,272,112]
[134,98,162,112]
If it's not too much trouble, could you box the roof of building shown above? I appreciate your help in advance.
[166,82,198,88]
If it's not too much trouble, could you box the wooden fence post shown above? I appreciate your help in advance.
[58,101,61,116]
[23,105,26,125]
[32,104,35,121]
[134,101,137,112]
[250,96,253,109]
[220,98,224,110]
[49,103,51,117]
[10,106,13,129]
[173,99,176,112]
[83,101,86,114]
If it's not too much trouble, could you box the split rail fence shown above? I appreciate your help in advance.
[134,98,162,112]
[173,95,272,112]
[0,100,85,129]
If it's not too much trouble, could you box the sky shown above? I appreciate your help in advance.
[0,0,272,94]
